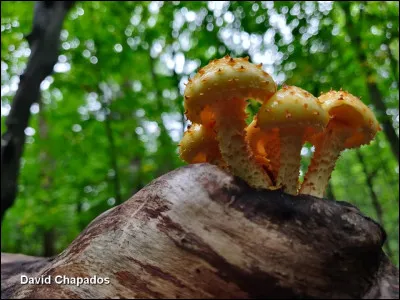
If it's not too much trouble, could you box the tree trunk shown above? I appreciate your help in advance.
[326,181,335,200]
[341,2,399,162]
[0,1,75,224]
[101,93,123,206]
[43,230,56,258]
[38,101,56,257]
[1,164,398,299]
[148,54,175,176]
[355,150,393,259]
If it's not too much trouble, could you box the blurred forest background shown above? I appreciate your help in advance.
[1,1,399,265]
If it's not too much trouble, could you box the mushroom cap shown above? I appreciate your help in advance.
[318,90,381,148]
[256,85,329,134]
[184,56,276,124]
[179,123,220,163]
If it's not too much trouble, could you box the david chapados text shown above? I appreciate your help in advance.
[21,275,110,287]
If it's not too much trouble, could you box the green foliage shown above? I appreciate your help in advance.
[1,1,398,265]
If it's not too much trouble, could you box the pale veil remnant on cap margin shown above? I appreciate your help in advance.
[300,90,381,198]
[183,55,277,189]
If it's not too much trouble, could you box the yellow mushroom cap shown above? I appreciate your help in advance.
[318,90,381,148]
[257,85,329,133]
[184,56,276,124]
[179,123,220,164]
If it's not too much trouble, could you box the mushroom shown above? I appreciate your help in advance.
[245,120,280,182]
[255,85,329,195]
[184,56,277,189]
[179,123,226,169]
[300,90,381,198]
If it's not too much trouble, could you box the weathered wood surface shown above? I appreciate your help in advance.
[1,164,398,299]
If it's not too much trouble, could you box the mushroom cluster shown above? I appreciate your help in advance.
[179,56,381,197]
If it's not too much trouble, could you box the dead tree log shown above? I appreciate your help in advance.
[1,164,398,299]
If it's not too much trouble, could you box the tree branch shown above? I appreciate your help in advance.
[0,1,76,223]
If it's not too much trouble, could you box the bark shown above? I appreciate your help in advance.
[0,1,75,223]
[1,253,52,284]
[1,164,398,299]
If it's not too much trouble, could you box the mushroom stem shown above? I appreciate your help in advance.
[213,98,273,189]
[276,129,304,195]
[300,125,348,198]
